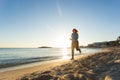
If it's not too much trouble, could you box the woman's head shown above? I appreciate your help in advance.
[72,28,78,33]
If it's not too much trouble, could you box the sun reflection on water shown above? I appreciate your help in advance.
[61,48,70,59]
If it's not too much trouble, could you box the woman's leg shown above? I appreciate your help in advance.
[71,42,75,59]
[76,41,81,54]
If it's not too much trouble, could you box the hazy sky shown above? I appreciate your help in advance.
[0,0,120,48]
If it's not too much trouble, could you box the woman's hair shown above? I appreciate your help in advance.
[72,28,78,33]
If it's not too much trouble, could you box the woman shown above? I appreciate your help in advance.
[70,28,81,60]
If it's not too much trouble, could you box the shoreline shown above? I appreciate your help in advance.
[0,56,60,69]
[0,47,119,80]
[0,58,62,72]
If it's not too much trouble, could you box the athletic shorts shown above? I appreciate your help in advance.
[71,41,80,50]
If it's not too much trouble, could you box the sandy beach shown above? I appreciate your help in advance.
[0,59,71,80]
[0,55,85,80]
[0,47,120,80]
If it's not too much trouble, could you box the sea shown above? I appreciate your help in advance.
[0,48,102,72]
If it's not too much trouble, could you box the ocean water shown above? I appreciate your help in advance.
[0,48,101,69]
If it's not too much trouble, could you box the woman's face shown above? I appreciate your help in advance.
[72,29,76,33]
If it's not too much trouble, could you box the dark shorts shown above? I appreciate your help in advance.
[71,41,80,50]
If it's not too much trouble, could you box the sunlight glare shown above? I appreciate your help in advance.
[61,48,69,59]
[52,34,70,48]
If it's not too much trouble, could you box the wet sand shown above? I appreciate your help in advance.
[0,47,120,80]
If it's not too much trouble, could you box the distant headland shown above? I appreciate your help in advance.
[87,36,120,48]
[38,46,52,48]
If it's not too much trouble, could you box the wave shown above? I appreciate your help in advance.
[0,56,61,68]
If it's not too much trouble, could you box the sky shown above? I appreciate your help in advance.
[0,0,120,48]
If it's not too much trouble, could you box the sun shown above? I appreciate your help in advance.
[52,34,70,48]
